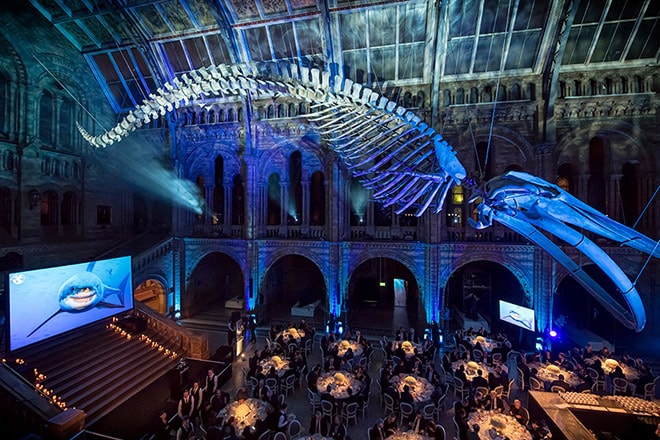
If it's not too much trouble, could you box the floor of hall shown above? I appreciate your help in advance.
[86,321,531,440]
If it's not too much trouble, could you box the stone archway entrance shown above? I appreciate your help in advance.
[554,264,630,346]
[259,255,326,326]
[134,279,167,314]
[184,252,244,318]
[347,258,420,335]
[445,261,526,336]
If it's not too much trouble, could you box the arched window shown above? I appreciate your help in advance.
[39,90,55,146]
[556,163,575,194]
[61,191,77,226]
[267,173,281,226]
[40,190,58,226]
[456,88,465,105]
[350,178,368,226]
[231,174,244,225]
[310,171,325,226]
[60,96,75,149]
[195,175,205,225]
[0,186,11,235]
[620,162,638,226]
[213,156,224,225]
[288,151,302,224]
[0,71,10,137]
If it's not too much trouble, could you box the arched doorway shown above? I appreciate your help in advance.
[445,261,526,336]
[554,264,631,347]
[134,279,167,314]
[184,253,244,318]
[347,258,420,334]
[259,255,326,325]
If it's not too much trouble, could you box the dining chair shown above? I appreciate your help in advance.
[550,385,566,393]
[491,353,502,364]
[265,377,279,394]
[475,386,489,398]
[304,338,313,356]
[343,401,359,427]
[321,399,334,419]
[643,380,656,400]
[434,392,447,420]
[529,377,544,391]
[383,393,396,415]
[272,431,286,440]
[360,393,371,418]
[399,402,414,425]
[282,374,296,397]
[307,389,321,412]
[453,377,468,399]
[612,377,628,395]
[434,423,447,440]
[286,419,302,439]
[493,385,504,398]
[501,379,514,400]
[516,367,525,390]
[472,349,484,362]
[258,429,271,440]
[422,403,436,422]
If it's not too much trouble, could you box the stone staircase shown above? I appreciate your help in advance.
[12,318,182,427]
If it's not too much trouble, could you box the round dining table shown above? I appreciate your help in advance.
[467,409,532,440]
[277,327,305,345]
[528,362,583,389]
[259,355,291,377]
[329,340,363,358]
[316,371,363,399]
[390,373,434,406]
[217,398,273,431]
[452,360,508,385]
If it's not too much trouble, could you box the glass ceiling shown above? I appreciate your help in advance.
[25,0,660,113]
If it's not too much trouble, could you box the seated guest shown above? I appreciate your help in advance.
[400,385,415,405]
[328,414,348,440]
[574,374,594,393]
[483,390,505,412]
[455,364,468,384]
[209,388,230,412]
[320,384,335,405]
[550,374,572,392]
[609,365,627,381]
[307,364,321,392]
[472,369,489,390]
[370,418,387,440]
[154,410,171,440]
[410,410,429,434]
[176,416,194,440]
[600,346,612,358]
[308,410,329,436]
[427,422,448,440]
[384,412,398,435]
[509,399,529,426]
[393,358,406,375]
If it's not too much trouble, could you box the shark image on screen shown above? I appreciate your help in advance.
[8,256,133,351]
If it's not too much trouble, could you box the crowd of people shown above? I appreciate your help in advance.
[153,322,658,440]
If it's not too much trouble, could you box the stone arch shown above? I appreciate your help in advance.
[453,127,534,176]
[259,251,328,322]
[134,273,170,315]
[555,123,653,175]
[442,256,531,334]
[183,251,245,318]
[347,248,421,293]
[439,249,534,304]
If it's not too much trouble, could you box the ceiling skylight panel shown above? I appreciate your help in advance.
[245,27,272,61]
[296,18,323,57]
[270,22,297,60]
[448,0,478,37]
